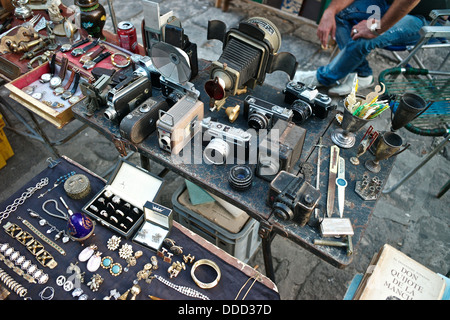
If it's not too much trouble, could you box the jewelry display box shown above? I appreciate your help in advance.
[82,159,164,239]
[132,200,173,251]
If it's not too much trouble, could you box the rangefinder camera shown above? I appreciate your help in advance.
[104,74,152,122]
[156,93,204,155]
[284,81,333,120]
[119,96,170,144]
[243,95,293,130]
[201,117,252,165]
[268,171,321,226]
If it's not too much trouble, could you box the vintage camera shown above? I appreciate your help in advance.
[119,96,170,144]
[201,117,252,165]
[104,74,153,122]
[257,119,306,181]
[156,92,204,155]
[204,17,297,103]
[284,81,333,120]
[243,95,293,130]
[80,74,111,116]
[268,171,321,226]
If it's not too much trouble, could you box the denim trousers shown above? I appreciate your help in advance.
[316,0,428,86]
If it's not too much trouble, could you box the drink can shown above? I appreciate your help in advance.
[117,21,139,53]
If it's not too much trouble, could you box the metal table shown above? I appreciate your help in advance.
[72,59,396,282]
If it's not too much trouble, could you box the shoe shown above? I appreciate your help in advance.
[292,70,322,87]
[328,74,374,96]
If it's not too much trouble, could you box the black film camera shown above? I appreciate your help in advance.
[119,96,170,144]
[284,81,333,121]
[268,171,321,226]
[243,95,293,130]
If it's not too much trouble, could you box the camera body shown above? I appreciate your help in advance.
[243,95,293,130]
[104,75,152,122]
[156,93,204,155]
[201,117,252,165]
[284,81,333,120]
[119,96,170,144]
[257,119,306,181]
[268,171,321,226]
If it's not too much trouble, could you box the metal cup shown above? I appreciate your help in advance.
[391,92,427,131]
[331,98,373,148]
[365,132,409,173]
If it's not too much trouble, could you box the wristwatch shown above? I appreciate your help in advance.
[40,54,56,83]
[54,69,76,95]
[71,38,100,57]
[60,37,89,53]
[335,156,347,218]
[61,71,81,100]
[50,56,69,89]
[79,45,105,65]
[83,51,111,70]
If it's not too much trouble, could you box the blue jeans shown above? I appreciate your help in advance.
[316,0,428,86]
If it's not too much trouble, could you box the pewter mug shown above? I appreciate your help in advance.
[365,132,409,173]
[391,92,427,131]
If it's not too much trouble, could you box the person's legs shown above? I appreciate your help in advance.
[317,13,427,86]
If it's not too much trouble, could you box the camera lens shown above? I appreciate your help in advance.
[290,100,312,124]
[248,111,269,130]
[204,138,230,165]
[228,165,253,191]
[272,201,294,221]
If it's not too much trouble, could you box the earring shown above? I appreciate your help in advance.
[107,235,121,251]
[78,245,97,262]
[101,256,113,269]
[110,263,123,276]
[87,251,102,272]
[87,274,104,292]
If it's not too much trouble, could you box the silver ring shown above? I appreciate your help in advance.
[116,210,124,217]
[353,28,358,34]
[107,203,115,210]
[112,196,121,204]
[100,210,108,217]
[126,216,133,223]
[110,216,118,223]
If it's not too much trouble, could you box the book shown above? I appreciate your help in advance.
[353,244,447,300]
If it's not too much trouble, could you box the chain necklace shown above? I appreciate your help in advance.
[0,178,49,225]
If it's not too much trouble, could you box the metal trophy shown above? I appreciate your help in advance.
[391,92,428,131]
[350,125,379,165]
[331,98,373,148]
[365,132,409,173]
[12,0,33,19]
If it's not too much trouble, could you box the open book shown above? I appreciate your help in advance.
[353,244,447,300]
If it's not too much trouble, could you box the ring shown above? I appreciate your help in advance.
[110,216,118,223]
[353,28,358,34]
[191,259,221,289]
[116,210,124,217]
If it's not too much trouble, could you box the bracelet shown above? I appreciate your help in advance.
[3,222,58,269]
[17,217,66,256]
[155,275,210,300]
[0,267,28,298]
[111,53,130,68]
[190,259,221,289]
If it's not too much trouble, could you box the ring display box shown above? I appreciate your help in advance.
[133,201,173,251]
[82,159,164,238]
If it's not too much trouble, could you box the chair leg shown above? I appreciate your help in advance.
[382,134,450,194]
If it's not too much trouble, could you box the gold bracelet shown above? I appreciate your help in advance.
[190,259,221,289]
[111,53,130,68]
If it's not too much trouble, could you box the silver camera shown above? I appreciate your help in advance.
[243,95,293,130]
[156,92,204,155]
[201,117,253,165]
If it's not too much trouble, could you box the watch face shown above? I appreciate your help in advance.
[83,61,95,70]
[23,86,35,95]
[64,20,75,38]
[31,92,43,100]
[40,73,52,83]
[61,91,72,100]
[69,95,81,105]
[60,44,72,52]
[50,77,62,89]
[71,48,84,56]
[54,87,65,95]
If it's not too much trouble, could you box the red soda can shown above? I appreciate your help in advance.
[117,21,139,53]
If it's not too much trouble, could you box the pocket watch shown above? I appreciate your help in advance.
[50,56,69,89]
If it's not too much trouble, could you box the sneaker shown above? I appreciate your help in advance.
[292,70,322,87]
[328,74,374,96]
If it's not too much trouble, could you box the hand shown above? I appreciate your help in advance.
[351,20,377,40]
[317,9,336,48]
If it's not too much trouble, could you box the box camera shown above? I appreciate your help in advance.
[268,171,321,226]
[257,119,306,181]
[119,96,170,144]
[205,17,297,103]
[284,81,333,120]
[104,74,153,122]
[201,117,252,165]
[243,95,293,130]
[156,92,204,155]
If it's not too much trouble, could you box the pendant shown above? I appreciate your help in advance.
[78,245,97,262]
[87,252,102,272]
[39,219,46,226]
